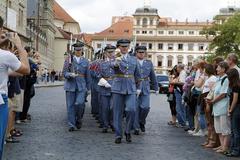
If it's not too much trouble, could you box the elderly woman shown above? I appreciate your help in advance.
[206,61,230,153]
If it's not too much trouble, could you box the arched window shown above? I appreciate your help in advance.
[157,55,163,67]
[187,55,194,66]
[167,55,173,68]
[142,18,148,26]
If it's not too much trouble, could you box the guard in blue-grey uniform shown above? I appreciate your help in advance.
[89,57,101,118]
[98,45,116,133]
[63,41,91,132]
[111,39,141,144]
[133,46,158,135]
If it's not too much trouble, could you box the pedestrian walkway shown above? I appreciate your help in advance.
[34,81,64,88]
[3,87,233,160]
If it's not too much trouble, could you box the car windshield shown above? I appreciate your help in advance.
[157,75,169,82]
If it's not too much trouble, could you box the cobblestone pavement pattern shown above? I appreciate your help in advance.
[3,87,234,160]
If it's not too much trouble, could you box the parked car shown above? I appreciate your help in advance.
[156,74,169,94]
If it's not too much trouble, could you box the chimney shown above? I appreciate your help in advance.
[185,18,188,24]
[175,19,178,24]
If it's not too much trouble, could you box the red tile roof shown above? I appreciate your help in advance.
[53,0,77,23]
[94,16,133,38]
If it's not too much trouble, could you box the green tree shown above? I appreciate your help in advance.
[201,13,240,60]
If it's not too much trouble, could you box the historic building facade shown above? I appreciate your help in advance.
[133,6,212,73]
[91,5,213,73]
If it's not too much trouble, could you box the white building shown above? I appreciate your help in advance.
[133,5,212,74]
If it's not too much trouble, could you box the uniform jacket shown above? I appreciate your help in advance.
[138,60,158,95]
[63,56,91,92]
[111,54,141,95]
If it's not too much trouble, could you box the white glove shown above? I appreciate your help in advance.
[136,89,141,97]
[98,78,108,86]
[104,82,111,88]
[155,91,158,95]
[69,73,77,78]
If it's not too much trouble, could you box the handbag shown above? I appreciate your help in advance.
[206,90,214,100]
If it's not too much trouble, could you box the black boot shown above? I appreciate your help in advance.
[140,123,145,132]
[76,121,82,129]
[68,127,75,132]
[115,138,122,144]
[134,130,140,135]
[125,132,132,143]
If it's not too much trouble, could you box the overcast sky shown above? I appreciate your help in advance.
[55,0,238,33]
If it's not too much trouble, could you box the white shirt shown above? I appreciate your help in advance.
[74,56,81,63]
[122,54,128,60]
[179,70,187,83]
[202,75,217,93]
[138,59,144,66]
[0,49,21,95]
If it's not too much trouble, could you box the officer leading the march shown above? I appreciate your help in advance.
[63,41,91,132]
[111,39,141,144]
[133,46,158,135]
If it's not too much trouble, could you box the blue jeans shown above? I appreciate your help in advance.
[0,95,8,160]
[174,90,186,125]
[112,93,136,138]
[196,105,206,129]
[230,105,240,155]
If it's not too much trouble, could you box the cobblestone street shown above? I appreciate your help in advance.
[3,87,233,160]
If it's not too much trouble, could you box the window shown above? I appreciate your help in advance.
[148,43,152,50]
[158,43,163,50]
[157,56,163,67]
[150,19,153,25]
[189,31,194,35]
[97,43,101,48]
[137,19,140,25]
[141,43,147,47]
[8,0,12,8]
[142,18,148,26]
[148,55,152,59]
[178,31,184,35]
[136,43,139,47]
[142,30,147,34]
[168,44,174,50]
[167,56,173,67]
[149,31,153,34]
[177,55,183,64]
[124,30,129,33]
[168,31,174,35]
[187,56,194,66]
[18,8,24,27]
[178,44,183,50]
[136,30,140,34]
[109,30,114,33]
[199,44,204,51]
[158,31,164,35]
[188,43,194,51]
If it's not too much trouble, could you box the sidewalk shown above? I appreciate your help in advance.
[34,81,64,88]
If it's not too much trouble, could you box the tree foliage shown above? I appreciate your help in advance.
[201,13,240,61]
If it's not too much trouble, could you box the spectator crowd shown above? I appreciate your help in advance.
[168,54,240,157]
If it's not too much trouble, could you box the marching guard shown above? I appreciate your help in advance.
[111,39,141,144]
[63,41,91,132]
[98,45,116,133]
[133,46,158,135]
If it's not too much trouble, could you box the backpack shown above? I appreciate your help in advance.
[221,76,227,86]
